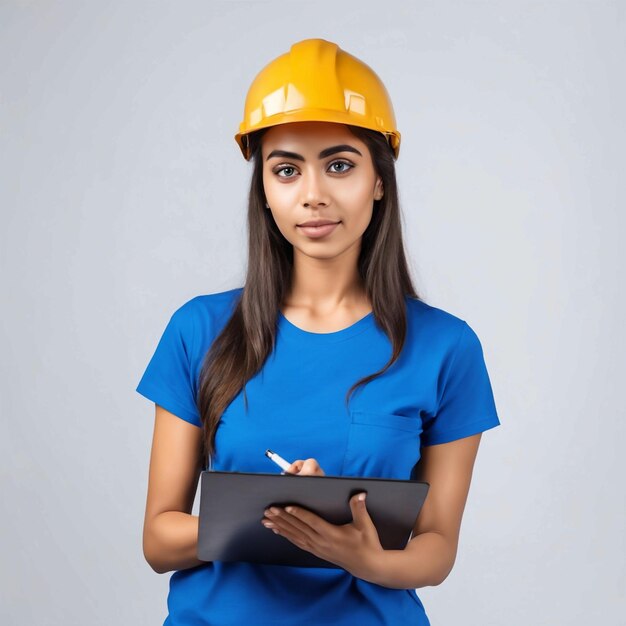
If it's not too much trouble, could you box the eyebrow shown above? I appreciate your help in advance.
[266,144,363,162]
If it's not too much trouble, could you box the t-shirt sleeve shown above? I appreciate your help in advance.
[135,303,202,428]
[421,321,501,446]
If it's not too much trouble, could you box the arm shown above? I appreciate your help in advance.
[142,405,206,574]
[364,433,483,589]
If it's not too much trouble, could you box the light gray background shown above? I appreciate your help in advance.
[2,1,624,624]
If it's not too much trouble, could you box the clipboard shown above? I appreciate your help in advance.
[197,471,429,568]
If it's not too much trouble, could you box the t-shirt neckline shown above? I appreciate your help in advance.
[278,309,375,344]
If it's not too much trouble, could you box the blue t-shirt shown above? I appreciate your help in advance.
[136,286,501,625]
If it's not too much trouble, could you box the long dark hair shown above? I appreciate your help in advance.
[196,124,423,468]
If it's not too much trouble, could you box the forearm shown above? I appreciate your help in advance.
[144,512,206,574]
[362,532,455,589]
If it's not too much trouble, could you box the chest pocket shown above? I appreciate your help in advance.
[340,409,423,480]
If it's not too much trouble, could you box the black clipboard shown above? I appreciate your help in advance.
[197,471,429,568]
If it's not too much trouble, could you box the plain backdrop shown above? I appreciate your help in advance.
[1,1,624,624]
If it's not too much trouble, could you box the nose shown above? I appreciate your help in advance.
[300,168,329,208]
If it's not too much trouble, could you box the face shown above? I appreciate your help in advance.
[261,121,383,260]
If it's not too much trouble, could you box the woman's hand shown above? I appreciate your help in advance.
[263,459,384,580]
[283,457,325,476]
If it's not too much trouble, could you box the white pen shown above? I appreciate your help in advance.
[265,448,292,473]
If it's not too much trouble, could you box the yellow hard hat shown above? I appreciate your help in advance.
[234,38,401,161]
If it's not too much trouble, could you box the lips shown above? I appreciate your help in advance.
[296,221,341,239]
[297,220,340,227]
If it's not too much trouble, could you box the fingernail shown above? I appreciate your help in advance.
[358,493,366,501]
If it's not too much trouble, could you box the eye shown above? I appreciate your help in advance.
[329,160,354,174]
[275,165,297,178]
[273,159,355,179]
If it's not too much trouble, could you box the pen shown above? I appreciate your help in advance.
[265,449,292,473]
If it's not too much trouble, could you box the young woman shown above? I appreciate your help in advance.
[136,38,501,625]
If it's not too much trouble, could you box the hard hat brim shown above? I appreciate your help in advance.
[234,109,400,161]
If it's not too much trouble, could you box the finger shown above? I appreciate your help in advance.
[286,460,304,474]
[272,509,319,541]
[349,492,375,531]
[282,505,335,537]
[305,458,326,476]
[299,458,321,476]
[265,509,319,549]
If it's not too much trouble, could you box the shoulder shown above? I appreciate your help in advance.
[164,287,243,356]
[170,286,243,326]
[404,295,483,353]
[405,294,466,333]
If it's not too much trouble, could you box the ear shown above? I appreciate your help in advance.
[374,177,384,201]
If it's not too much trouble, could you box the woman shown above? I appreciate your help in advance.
[136,38,501,625]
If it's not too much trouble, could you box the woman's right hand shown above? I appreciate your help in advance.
[284,458,326,476]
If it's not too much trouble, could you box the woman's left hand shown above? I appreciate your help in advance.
[261,492,384,580]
